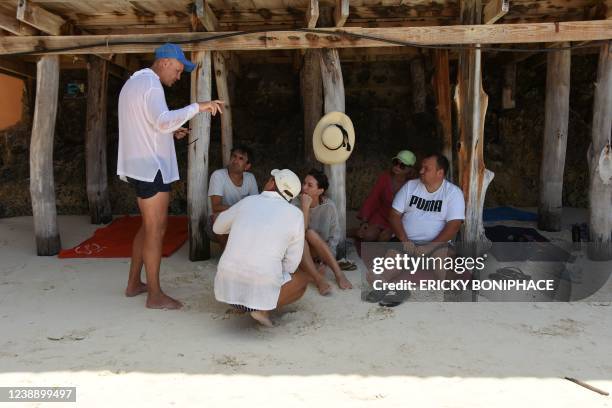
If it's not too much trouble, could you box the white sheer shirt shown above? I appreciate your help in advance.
[117,68,199,183]
[213,191,305,311]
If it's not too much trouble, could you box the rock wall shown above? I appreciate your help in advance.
[0,54,598,218]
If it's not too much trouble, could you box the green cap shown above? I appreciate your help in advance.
[393,150,416,166]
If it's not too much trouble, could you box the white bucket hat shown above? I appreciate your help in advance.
[271,169,301,201]
[313,111,355,164]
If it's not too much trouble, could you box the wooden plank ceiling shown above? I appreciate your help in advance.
[0,0,608,68]
[0,0,607,34]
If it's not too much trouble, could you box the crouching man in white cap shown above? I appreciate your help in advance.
[213,169,309,327]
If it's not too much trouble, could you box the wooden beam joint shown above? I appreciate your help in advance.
[195,0,219,32]
[306,0,319,29]
[483,0,509,24]
[0,9,38,36]
[334,0,349,27]
[17,0,67,36]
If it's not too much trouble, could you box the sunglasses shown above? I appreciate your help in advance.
[392,158,409,169]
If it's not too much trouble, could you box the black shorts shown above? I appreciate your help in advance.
[127,170,172,199]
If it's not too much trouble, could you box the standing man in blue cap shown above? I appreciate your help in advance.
[118,43,223,309]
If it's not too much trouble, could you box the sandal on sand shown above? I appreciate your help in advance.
[365,289,389,303]
[338,259,357,271]
[378,290,410,307]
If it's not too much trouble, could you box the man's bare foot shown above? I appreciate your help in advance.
[125,282,148,297]
[146,293,183,310]
[316,263,326,277]
[335,273,353,290]
[316,279,332,296]
[250,310,274,327]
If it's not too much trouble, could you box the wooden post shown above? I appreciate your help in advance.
[588,41,612,260]
[306,0,319,28]
[410,57,426,114]
[85,56,112,224]
[433,49,453,181]
[455,0,493,255]
[213,51,233,166]
[30,55,61,255]
[319,48,347,258]
[188,51,212,261]
[538,45,570,232]
[300,49,323,166]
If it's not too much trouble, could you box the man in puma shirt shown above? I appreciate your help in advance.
[390,153,465,253]
[372,153,465,306]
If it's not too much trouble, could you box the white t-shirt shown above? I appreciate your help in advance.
[117,68,200,183]
[208,168,258,213]
[392,179,465,242]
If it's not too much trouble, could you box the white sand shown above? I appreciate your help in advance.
[1,212,612,407]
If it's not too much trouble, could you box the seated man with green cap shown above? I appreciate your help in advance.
[376,152,465,307]
[355,150,418,242]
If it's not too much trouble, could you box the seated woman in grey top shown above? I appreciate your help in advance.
[293,169,352,295]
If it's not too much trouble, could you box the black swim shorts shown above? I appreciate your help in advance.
[126,170,172,199]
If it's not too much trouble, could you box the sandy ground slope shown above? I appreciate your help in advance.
[0,213,611,407]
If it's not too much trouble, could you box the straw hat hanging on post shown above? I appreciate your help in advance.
[313,112,355,164]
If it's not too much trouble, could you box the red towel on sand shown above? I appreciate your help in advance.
[58,215,188,258]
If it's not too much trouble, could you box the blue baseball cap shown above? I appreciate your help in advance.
[154,43,196,73]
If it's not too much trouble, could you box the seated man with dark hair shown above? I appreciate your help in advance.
[207,145,258,246]
[371,153,465,306]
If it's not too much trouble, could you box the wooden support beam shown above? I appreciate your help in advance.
[18,0,116,218]
[0,56,35,78]
[213,51,233,166]
[0,9,37,36]
[588,41,612,260]
[502,63,516,109]
[334,0,349,27]
[85,56,112,225]
[3,21,612,55]
[195,0,233,166]
[195,0,219,32]
[319,48,347,258]
[410,57,426,114]
[483,0,509,24]
[17,0,66,36]
[538,45,570,232]
[188,51,212,261]
[30,54,61,256]
[300,49,323,166]
[55,54,123,79]
[306,0,319,29]
[433,49,453,181]
[456,0,493,255]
